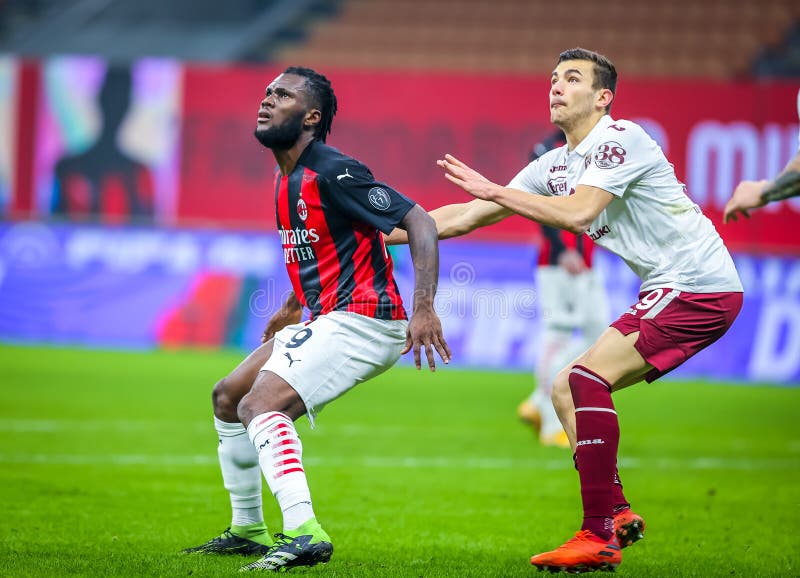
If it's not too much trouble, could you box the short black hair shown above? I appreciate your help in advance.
[282,66,338,142]
[557,48,617,112]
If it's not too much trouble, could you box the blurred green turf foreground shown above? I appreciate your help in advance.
[1,345,798,577]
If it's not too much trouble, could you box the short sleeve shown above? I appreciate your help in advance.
[578,122,657,197]
[507,157,550,195]
[322,157,415,233]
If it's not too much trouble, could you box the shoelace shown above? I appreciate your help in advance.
[263,533,293,554]
[557,530,593,549]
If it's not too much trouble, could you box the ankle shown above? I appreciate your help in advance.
[581,517,614,541]
[231,522,269,538]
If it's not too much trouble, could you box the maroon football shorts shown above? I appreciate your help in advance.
[611,288,743,382]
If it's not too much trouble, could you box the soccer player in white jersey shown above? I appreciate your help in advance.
[724,88,800,222]
[388,47,743,573]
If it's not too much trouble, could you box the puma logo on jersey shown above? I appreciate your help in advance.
[336,169,354,181]
[284,352,301,367]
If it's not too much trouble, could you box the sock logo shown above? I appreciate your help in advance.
[576,438,605,446]
[257,440,270,451]
[284,352,301,367]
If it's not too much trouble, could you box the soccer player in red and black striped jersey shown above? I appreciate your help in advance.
[184,67,450,572]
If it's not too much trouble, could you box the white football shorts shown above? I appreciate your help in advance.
[536,265,609,334]
[260,310,407,424]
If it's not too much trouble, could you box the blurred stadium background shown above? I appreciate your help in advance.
[1,0,799,381]
[1,2,800,575]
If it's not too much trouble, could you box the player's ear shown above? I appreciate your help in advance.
[597,89,614,110]
[304,109,322,131]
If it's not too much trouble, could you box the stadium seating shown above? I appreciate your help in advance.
[277,0,800,77]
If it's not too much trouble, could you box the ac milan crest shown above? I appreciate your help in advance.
[297,198,308,221]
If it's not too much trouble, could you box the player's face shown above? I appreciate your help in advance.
[254,73,311,150]
[549,60,599,129]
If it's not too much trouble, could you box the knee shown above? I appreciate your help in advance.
[551,369,572,413]
[212,377,241,422]
[236,391,256,425]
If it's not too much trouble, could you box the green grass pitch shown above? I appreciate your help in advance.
[1,344,798,577]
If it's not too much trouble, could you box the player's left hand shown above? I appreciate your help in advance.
[261,300,303,343]
[437,154,497,200]
[402,307,451,371]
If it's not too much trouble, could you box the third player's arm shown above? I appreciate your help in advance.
[384,198,512,245]
[761,152,800,204]
[724,150,800,222]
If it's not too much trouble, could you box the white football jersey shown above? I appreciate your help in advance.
[508,115,742,293]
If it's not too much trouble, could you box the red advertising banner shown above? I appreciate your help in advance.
[179,65,800,252]
[10,59,798,252]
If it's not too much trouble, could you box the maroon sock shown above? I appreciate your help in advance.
[574,459,630,514]
[613,468,630,513]
[569,365,619,541]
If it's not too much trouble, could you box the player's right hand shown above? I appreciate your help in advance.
[723,180,768,223]
[402,307,451,371]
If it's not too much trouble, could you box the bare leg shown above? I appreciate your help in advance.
[551,327,654,450]
[213,340,276,421]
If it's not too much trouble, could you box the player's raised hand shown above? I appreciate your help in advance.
[262,294,303,343]
[723,180,768,223]
[402,306,451,371]
[437,154,497,201]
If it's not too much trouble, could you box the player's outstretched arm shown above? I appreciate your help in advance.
[398,204,451,371]
[438,154,613,233]
[261,292,303,343]
[724,152,800,223]
[384,198,512,245]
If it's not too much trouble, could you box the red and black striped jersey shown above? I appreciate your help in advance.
[538,225,596,267]
[274,141,414,321]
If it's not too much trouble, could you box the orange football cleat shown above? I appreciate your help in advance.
[517,399,542,433]
[613,509,645,548]
[530,530,621,573]
[540,429,571,449]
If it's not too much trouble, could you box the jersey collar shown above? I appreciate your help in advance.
[573,115,615,158]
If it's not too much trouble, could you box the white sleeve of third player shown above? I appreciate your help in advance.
[578,121,657,198]
[506,156,551,195]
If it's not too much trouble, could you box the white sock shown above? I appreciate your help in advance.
[214,416,264,527]
[247,412,315,531]
[531,386,547,407]
[537,395,565,437]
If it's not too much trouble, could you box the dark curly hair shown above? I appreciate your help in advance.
[283,66,338,143]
